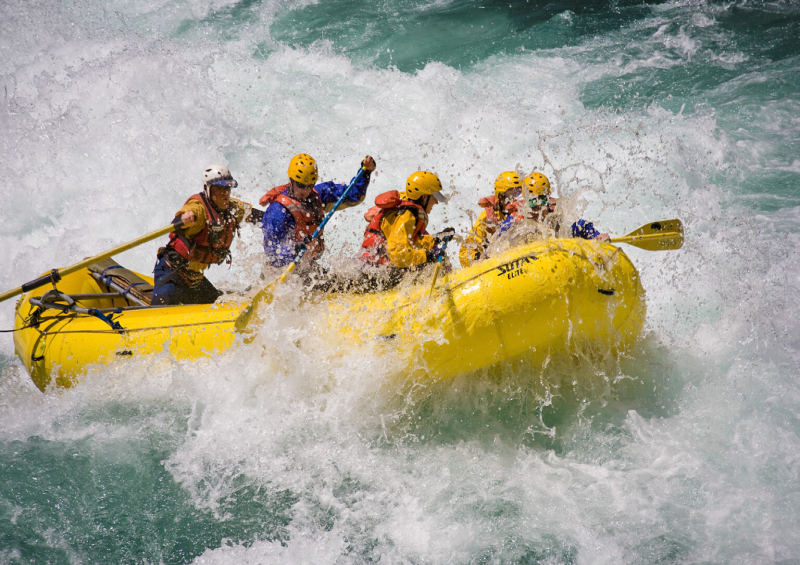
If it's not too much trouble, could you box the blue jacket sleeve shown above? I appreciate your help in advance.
[497,214,514,235]
[571,219,600,240]
[261,202,297,268]
[314,171,371,209]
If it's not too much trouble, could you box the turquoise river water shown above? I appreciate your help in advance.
[1,0,799,563]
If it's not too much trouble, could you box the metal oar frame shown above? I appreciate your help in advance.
[27,288,126,331]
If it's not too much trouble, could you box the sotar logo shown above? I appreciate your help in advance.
[495,254,537,279]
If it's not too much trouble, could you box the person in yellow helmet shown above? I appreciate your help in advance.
[259,153,375,269]
[519,171,557,226]
[458,171,524,267]
[496,171,609,242]
[360,170,453,283]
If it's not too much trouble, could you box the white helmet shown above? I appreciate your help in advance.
[203,164,238,191]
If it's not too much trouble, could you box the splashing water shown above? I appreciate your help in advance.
[2,0,800,563]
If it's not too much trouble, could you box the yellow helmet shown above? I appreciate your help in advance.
[523,172,551,196]
[405,171,447,202]
[493,171,522,197]
[288,153,318,185]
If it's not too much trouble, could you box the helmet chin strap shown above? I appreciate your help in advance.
[415,194,430,210]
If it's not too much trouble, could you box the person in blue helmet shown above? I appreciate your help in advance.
[259,153,375,270]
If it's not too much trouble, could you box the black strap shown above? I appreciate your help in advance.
[396,204,421,219]
[0,325,36,333]
[87,308,124,331]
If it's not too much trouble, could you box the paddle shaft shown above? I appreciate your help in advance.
[0,224,175,304]
[271,167,367,281]
[427,236,453,298]
[235,166,367,332]
[288,167,366,268]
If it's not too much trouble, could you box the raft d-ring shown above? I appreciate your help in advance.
[87,308,125,331]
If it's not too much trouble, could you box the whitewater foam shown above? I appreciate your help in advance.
[2,0,800,562]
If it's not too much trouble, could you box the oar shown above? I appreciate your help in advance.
[427,234,454,298]
[0,223,176,304]
[235,166,367,332]
[609,219,684,251]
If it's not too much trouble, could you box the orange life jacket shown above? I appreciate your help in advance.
[478,195,533,232]
[501,197,557,224]
[168,193,238,266]
[478,195,505,236]
[361,191,428,266]
[260,184,326,260]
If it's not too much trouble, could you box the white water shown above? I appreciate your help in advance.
[2,0,800,562]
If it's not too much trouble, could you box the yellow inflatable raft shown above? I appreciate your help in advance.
[13,238,645,391]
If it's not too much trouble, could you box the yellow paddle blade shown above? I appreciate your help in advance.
[233,261,296,332]
[610,219,684,251]
[233,287,272,334]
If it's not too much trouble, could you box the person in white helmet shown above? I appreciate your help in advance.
[152,164,251,306]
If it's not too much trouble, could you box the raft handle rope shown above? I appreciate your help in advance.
[28,290,125,331]
[0,292,129,331]
[0,324,38,333]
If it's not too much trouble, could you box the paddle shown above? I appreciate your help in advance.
[0,223,176,304]
[609,219,684,251]
[234,166,368,332]
[427,233,454,298]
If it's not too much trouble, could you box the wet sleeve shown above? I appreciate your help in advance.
[383,210,430,268]
[228,198,248,225]
[315,171,371,211]
[571,219,600,240]
[261,203,298,268]
[419,234,435,251]
[496,214,516,235]
[176,200,208,240]
[459,212,490,268]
